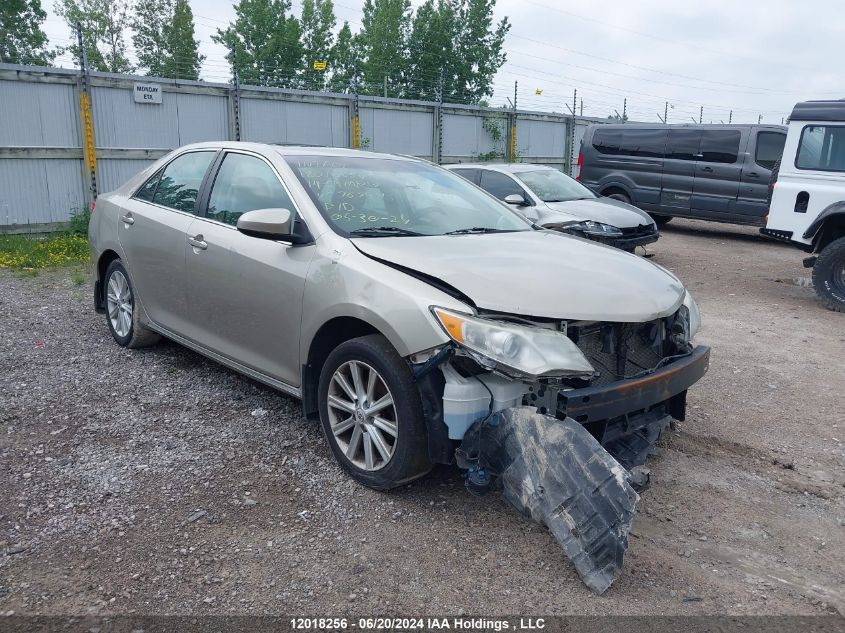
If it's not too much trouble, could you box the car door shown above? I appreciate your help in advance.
[690,129,743,217]
[660,128,702,214]
[185,150,315,387]
[736,130,786,218]
[117,150,217,335]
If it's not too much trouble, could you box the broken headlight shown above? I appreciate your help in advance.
[568,220,624,238]
[431,307,595,378]
[683,290,701,338]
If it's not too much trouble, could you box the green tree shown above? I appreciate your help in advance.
[299,0,335,90]
[326,21,359,93]
[132,0,172,76]
[452,0,509,103]
[213,0,303,88]
[160,0,204,80]
[54,0,134,73]
[55,0,134,73]
[404,0,456,101]
[0,0,56,65]
[356,0,410,96]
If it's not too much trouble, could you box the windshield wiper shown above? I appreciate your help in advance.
[444,227,509,235]
[348,226,425,237]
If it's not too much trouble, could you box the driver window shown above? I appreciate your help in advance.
[207,153,295,226]
[479,170,530,204]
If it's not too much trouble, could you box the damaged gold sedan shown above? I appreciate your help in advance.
[88,143,709,594]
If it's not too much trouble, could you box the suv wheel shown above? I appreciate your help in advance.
[812,236,845,312]
[103,260,161,348]
[317,334,431,490]
[650,214,673,227]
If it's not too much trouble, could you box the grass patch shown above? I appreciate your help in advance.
[0,233,90,270]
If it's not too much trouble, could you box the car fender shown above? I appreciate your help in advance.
[803,201,845,241]
[298,238,469,364]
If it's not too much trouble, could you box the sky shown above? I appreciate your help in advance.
[41,0,845,124]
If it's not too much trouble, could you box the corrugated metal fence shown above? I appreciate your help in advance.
[0,63,604,230]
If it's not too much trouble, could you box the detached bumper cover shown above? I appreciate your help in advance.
[558,345,711,424]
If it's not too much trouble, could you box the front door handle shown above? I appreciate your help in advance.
[700,166,713,172]
[746,172,760,178]
[188,234,207,250]
[120,214,135,225]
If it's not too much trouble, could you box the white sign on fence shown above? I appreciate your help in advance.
[133,82,162,104]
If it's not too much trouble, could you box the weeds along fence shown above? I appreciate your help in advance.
[0,63,606,232]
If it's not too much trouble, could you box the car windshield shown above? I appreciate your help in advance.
[514,169,596,202]
[284,155,532,237]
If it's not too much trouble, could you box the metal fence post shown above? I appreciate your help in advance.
[76,22,98,203]
[350,85,361,150]
[432,70,443,163]
[228,67,241,141]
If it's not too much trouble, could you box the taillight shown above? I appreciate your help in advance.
[89,200,96,213]
[575,153,583,181]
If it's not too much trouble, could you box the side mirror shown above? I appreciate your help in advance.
[504,193,528,206]
[236,208,311,244]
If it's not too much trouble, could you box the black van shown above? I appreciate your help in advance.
[577,123,786,226]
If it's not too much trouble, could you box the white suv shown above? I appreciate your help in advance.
[764,100,845,311]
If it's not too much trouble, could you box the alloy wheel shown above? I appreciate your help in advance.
[106,270,133,338]
[327,360,398,471]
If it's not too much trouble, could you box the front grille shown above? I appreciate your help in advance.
[620,224,656,238]
[569,320,665,387]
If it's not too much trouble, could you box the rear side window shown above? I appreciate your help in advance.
[135,170,161,202]
[451,168,481,185]
[592,128,623,155]
[207,152,296,226]
[622,128,667,158]
[153,151,216,213]
[796,125,845,172]
[479,170,530,202]
[591,128,666,157]
[666,129,703,161]
[699,130,741,163]
[755,132,786,170]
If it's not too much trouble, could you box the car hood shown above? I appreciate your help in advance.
[539,197,655,229]
[351,230,685,321]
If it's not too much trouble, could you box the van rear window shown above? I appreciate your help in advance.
[592,128,667,158]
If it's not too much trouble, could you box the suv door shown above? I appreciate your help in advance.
[660,128,702,213]
[118,150,217,334]
[185,150,315,387]
[737,130,786,219]
[690,129,742,218]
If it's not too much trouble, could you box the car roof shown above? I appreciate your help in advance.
[790,100,845,123]
[445,163,554,174]
[176,141,423,162]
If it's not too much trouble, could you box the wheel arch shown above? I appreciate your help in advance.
[301,316,383,418]
[806,202,845,252]
[94,249,121,310]
[598,181,634,203]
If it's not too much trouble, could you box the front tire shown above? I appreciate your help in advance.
[318,334,431,490]
[650,214,673,227]
[812,236,845,312]
[103,260,161,348]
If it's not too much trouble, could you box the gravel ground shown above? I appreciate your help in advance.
[1,218,843,616]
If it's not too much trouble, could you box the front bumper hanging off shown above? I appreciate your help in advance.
[456,345,711,594]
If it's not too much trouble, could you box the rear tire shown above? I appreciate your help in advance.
[317,334,432,490]
[812,236,845,312]
[103,260,161,348]
[650,214,673,227]
[606,191,632,205]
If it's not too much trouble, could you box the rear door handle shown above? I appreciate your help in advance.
[120,214,135,225]
[700,166,713,172]
[188,234,207,250]
[746,172,760,178]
